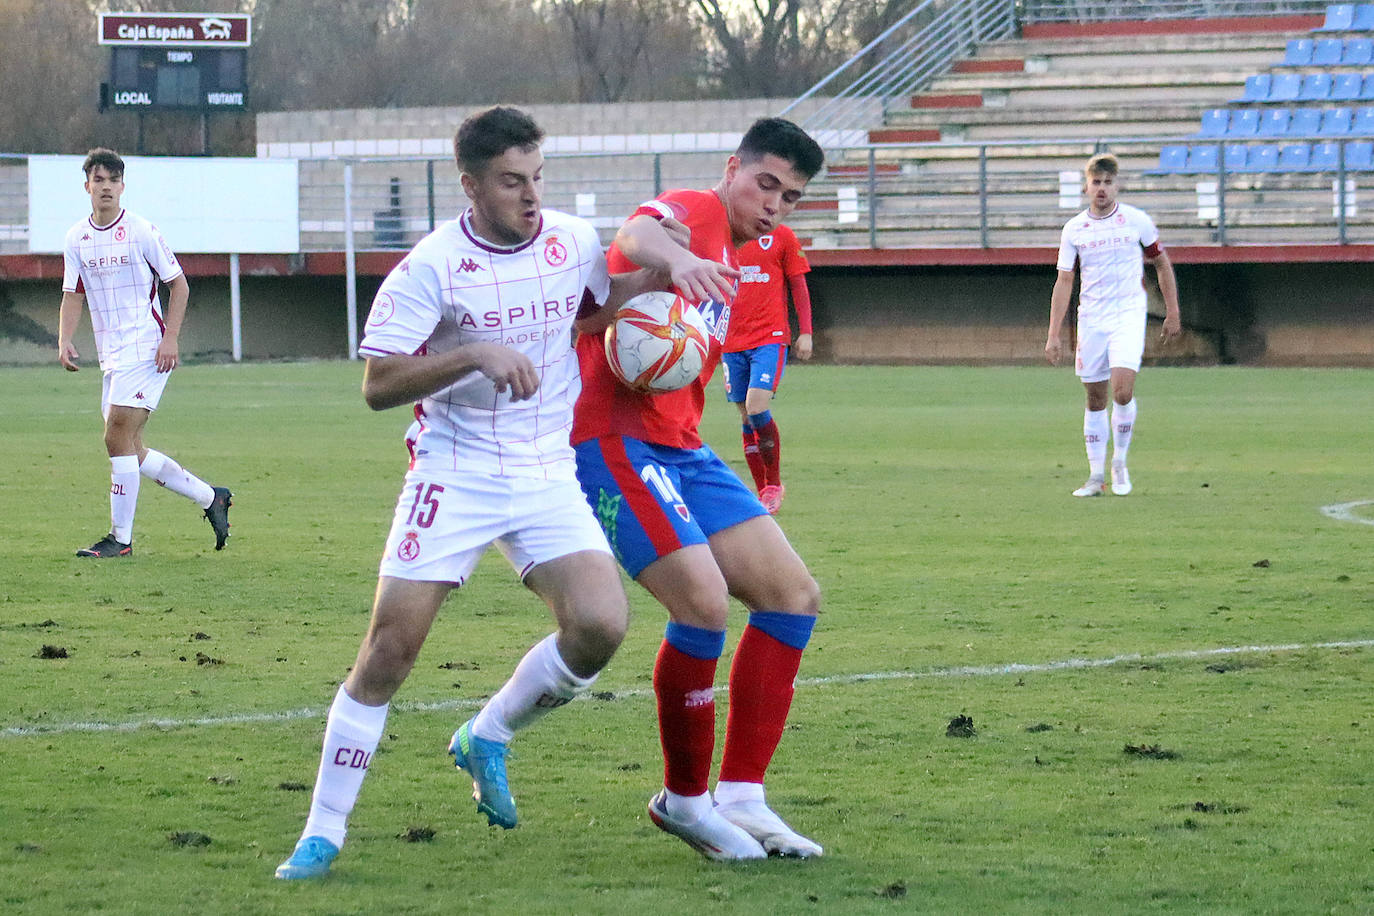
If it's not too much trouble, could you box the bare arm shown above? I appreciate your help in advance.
[362,343,540,411]
[614,214,739,305]
[154,274,190,372]
[58,291,85,371]
[1149,250,1182,340]
[1045,269,1075,365]
[573,216,695,336]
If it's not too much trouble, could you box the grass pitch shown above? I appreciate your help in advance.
[0,362,1371,915]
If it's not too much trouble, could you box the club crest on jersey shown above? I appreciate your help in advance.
[115,226,126,242]
[368,293,396,327]
[398,531,421,562]
[543,236,567,267]
[758,234,774,250]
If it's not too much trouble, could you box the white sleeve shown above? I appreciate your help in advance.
[1055,224,1077,272]
[143,222,184,282]
[62,230,81,293]
[358,256,442,358]
[1132,207,1160,249]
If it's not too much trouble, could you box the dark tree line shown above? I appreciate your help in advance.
[0,0,916,154]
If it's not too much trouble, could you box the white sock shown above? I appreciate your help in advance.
[1083,408,1109,478]
[301,685,390,849]
[1112,398,1137,465]
[471,633,595,745]
[109,455,141,543]
[140,449,215,507]
[713,780,765,808]
[664,788,714,822]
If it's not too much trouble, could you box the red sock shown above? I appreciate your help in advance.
[741,426,766,492]
[719,624,803,784]
[654,640,719,796]
[755,418,782,487]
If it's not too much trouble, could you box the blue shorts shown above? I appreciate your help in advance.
[574,436,768,578]
[721,344,787,404]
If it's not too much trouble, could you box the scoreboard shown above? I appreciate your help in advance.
[99,12,250,111]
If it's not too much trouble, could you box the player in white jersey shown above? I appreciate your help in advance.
[277,107,682,880]
[1045,153,1181,497]
[57,148,232,557]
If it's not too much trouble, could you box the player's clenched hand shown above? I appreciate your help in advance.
[1045,338,1063,366]
[58,342,80,372]
[671,254,740,306]
[154,338,180,373]
[473,343,540,400]
[1161,313,1182,341]
[795,333,814,361]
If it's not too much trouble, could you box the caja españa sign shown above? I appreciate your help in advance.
[99,12,251,47]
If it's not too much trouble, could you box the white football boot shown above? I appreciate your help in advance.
[715,798,823,858]
[1072,476,1105,498]
[647,790,766,861]
[1110,462,1132,496]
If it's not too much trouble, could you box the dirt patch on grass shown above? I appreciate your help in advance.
[946,715,976,737]
[36,645,68,659]
[168,831,211,847]
[399,826,435,842]
[1124,743,1179,760]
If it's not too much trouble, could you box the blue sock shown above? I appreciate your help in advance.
[747,410,773,430]
[747,611,815,651]
[664,621,727,660]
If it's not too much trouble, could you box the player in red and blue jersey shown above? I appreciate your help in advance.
[572,118,827,861]
[722,223,813,513]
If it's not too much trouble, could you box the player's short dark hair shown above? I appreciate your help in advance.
[736,118,825,180]
[454,106,544,175]
[83,148,124,179]
[1085,153,1119,178]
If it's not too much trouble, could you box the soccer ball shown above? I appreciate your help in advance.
[604,291,712,393]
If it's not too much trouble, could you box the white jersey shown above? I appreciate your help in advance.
[359,209,610,480]
[62,209,183,371]
[1056,202,1161,327]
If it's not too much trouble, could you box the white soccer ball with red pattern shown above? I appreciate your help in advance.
[605,291,711,394]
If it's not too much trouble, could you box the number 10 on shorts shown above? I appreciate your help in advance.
[641,464,690,522]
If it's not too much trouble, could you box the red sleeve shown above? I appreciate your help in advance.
[788,273,812,335]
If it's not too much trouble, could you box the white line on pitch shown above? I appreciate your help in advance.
[3,638,1370,739]
[1321,500,1374,527]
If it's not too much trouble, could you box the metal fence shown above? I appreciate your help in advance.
[1018,0,1333,22]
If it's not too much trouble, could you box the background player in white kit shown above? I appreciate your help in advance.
[57,148,232,557]
[1045,153,1181,497]
[276,107,679,880]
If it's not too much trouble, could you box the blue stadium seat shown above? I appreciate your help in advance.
[1196,108,1229,137]
[1244,144,1280,172]
[1290,107,1323,135]
[1346,140,1374,168]
[1353,3,1374,29]
[1277,143,1311,170]
[1342,38,1373,64]
[1308,141,1341,170]
[1361,73,1374,99]
[1283,38,1315,65]
[1258,107,1292,136]
[1271,73,1303,102]
[1331,72,1364,100]
[1316,4,1356,31]
[1232,74,1272,103]
[1298,73,1334,101]
[1225,143,1249,173]
[1314,38,1344,65]
[1185,144,1220,173]
[1228,108,1261,136]
[1353,106,1374,132]
[1320,107,1354,135]
[1153,145,1189,172]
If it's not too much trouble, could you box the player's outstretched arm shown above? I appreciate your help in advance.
[1149,251,1182,340]
[614,214,739,305]
[57,291,85,371]
[363,344,539,410]
[1045,269,1075,365]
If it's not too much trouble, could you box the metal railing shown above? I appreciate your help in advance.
[1019,0,1332,23]
[780,0,1018,143]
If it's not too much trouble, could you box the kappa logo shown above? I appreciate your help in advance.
[398,258,411,274]
[457,258,484,273]
[81,233,91,242]
[544,236,567,267]
[398,531,421,562]
[134,391,145,400]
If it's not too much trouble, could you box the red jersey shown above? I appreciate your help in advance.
[724,224,811,353]
[572,189,736,450]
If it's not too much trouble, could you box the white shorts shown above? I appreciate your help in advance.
[1075,312,1147,383]
[377,469,612,585]
[101,361,171,419]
